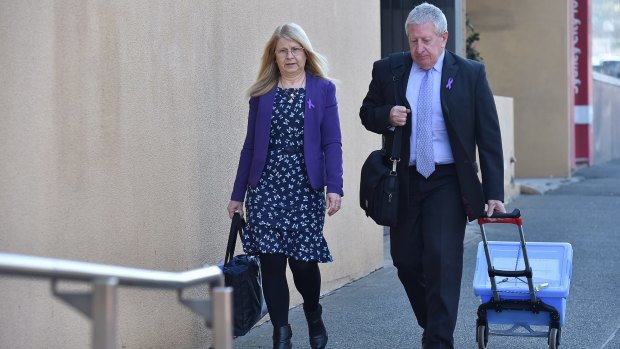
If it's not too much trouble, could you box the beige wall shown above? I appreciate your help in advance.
[474,96,518,202]
[468,0,573,178]
[0,1,382,348]
[494,96,519,200]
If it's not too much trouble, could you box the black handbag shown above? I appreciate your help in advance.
[223,213,268,337]
[359,128,402,226]
[359,52,407,227]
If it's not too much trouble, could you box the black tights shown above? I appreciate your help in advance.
[259,253,321,328]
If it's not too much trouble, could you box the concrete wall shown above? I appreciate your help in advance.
[0,1,382,348]
[467,0,573,178]
[494,96,519,200]
[592,73,620,164]
[474,96,518,201]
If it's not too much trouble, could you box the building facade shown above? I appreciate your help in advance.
[0,2,383,347]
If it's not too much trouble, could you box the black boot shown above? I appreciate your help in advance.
[272,324,292,349]
[304,304,328,349]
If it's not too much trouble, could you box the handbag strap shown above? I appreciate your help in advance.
[224,212,245,265]
[388,52,407,167]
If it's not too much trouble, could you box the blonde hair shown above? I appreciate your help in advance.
[247,23,330,97]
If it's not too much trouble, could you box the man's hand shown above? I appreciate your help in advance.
[389,106,411,127]
[486,200,506,217]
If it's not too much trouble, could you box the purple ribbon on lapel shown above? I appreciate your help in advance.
[308,98,315,109]
[446,77,454,90]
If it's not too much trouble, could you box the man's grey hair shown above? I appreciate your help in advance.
[405,2,448,36]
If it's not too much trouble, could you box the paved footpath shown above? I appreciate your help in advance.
[234,158,620,348]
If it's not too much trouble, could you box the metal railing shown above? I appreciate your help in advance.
[0,252,233,349]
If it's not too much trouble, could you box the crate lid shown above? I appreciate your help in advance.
[473,241,573,298]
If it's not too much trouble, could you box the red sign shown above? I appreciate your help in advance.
[573,0,591,106]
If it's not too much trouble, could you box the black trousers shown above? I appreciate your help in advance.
[390,164,466,349]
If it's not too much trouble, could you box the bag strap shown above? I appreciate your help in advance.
[389,52,407,86]
[388,52,407,167]
[224,212,244,265]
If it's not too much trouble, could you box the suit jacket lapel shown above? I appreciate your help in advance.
[304,72,314,123]
[259,86,276,118]
[303,72,314,151]
[399,53,413,109]
[440,51,459,125]
[256,86,276,156]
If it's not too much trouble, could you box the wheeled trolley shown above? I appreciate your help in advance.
[473,209,573,349]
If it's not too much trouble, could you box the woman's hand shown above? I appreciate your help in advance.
[227,200,244,219]
[326,193,342,217]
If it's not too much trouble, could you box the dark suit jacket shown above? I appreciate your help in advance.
[231,72,344,202]
[360,51,504,221]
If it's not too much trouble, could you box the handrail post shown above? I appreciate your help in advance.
[92,277,118,349]
[212,286,233,349]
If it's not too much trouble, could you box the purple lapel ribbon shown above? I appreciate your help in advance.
[308,98,315,109]
[446,77,454,90]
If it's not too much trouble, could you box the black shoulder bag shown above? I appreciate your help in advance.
[359,53,406,227]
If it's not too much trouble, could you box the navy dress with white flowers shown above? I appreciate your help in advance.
[243,87,333,263]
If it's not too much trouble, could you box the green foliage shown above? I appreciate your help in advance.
[466,16,483,63]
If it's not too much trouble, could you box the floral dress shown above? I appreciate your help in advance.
[243,87,333,263]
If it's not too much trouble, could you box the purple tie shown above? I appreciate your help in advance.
[416,70,435,178]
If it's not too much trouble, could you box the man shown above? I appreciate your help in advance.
[359,3,505,348]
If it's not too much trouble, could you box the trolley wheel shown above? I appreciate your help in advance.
[548,327,560,349]
[476,324,489,349]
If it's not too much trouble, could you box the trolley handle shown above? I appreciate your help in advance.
[478,209,522,225]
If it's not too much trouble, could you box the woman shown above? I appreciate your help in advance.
[227,23,343,349]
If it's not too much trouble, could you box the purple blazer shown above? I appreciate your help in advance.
[231,72,344,202]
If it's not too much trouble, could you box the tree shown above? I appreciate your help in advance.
[466,16,483,63]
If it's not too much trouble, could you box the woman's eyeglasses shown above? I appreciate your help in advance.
[276,47,305,57]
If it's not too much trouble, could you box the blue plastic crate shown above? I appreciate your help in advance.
[473,241,573,326]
